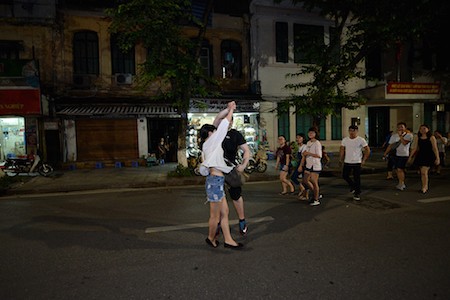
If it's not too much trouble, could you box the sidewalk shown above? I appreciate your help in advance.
[2,151,389,196]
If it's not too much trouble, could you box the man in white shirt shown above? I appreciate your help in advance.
[383,122,413,191]
[340,125,371,201]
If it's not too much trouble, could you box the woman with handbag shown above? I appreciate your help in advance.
[408,124,440,194]
[199,101,243,250]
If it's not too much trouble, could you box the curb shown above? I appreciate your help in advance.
[2,167,387,196]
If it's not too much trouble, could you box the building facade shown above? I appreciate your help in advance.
[0,0,258,167]
[250,0,367,153]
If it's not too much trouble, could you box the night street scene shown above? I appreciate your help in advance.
[1,0,450,299]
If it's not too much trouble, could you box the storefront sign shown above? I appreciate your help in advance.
[387,82,440,94]
[0,89,41,115]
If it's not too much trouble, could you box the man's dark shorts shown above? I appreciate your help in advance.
[393,156,408,169]
[228,186,242,201]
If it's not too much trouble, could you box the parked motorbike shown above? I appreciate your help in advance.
[243,148,268,174]
[186,146,202,176]
[2,154,54,177]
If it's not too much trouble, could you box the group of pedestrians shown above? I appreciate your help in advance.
[198,101,447,250]
[383,122,445,194]
[274,128,323,205]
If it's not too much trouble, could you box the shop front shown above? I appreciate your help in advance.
[56,103,180,165]
[0,59,41,160]
[188,98,260,156]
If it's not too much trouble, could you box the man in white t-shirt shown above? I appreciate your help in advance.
[339,125,370,201]
[383,122,413,191]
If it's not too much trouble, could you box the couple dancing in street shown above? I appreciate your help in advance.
[199,101,250,250]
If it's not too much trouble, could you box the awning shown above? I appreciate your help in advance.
[57,104,180,118]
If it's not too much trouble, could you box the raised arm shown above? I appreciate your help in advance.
[213,101,236,128]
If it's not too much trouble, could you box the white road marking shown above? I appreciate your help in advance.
[417,196,450,203]
[0,180,277,199]
[144,216,275,234]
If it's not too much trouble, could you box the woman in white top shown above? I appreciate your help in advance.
[199,101,243,250]
[298,128,322,206]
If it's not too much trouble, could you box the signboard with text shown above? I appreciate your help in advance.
[0,89,41,115]
[387,82,440,94]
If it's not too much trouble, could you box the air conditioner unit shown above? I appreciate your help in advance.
[115,73,133,85]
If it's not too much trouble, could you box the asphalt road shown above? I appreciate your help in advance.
[1,173,450,299]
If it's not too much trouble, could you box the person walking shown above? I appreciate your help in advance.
[199,101,243,250]
[433,130,447,175]
[339,125,371,201]
[158,137,169,165]
[275,135,295,195]
[298,128,322,206]
[383,122,413,191]
[222,120,250,236]
[290,133,307,197]
[408,125,440,193]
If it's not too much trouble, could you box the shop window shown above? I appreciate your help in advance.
[331,111,342,140]
[111,35,135,74]
[278,104,290,141]
[0,117,26,160]
[294,24,324,64]
[275,22,288,63]
[73,31,99,75]
[221,40,241,79]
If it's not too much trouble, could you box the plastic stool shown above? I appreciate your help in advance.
[115,162,123,168]
[95,162,104,169]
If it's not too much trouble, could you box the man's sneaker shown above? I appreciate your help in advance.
[309,200,320,206]
[239,224,248,236]
[353,194,361,201]
[350,189,355,194]
[396,184,406,191]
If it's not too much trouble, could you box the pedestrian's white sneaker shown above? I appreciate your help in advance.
[396,184,406,191]
[309,200,320,206]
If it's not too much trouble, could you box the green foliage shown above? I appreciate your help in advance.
[167,164,195,177]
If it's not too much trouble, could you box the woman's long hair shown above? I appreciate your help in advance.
[199,124,216,150]
[417,124,432,139]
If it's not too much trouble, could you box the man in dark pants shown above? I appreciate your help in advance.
[222,123,250,235]
[339,125,371,201]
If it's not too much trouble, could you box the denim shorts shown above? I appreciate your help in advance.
[278,164,290,172]
[205,175,225,203]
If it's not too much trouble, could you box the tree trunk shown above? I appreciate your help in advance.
[177,114,188,166]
